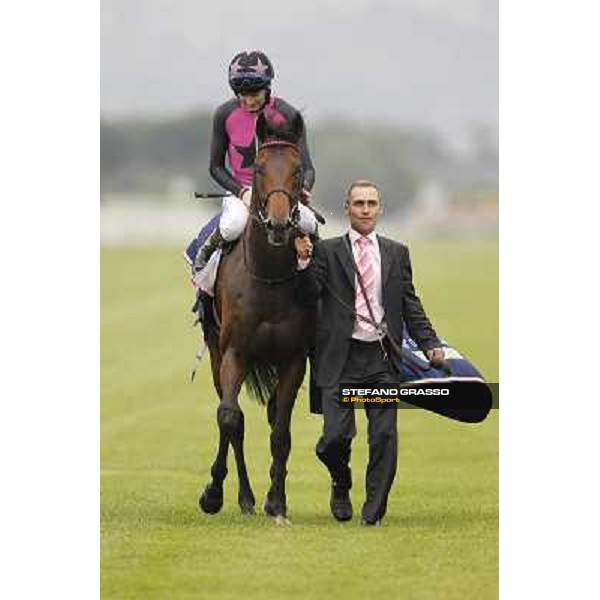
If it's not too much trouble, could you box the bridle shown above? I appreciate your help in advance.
[242,139,304,283]
[251,140,302,232]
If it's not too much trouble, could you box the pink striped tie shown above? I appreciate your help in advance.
[355,236,377,335]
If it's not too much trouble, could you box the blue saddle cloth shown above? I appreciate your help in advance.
[184,212,222,265]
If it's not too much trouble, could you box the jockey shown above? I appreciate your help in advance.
[187,50,318,292]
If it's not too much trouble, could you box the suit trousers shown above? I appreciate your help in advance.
[316,338,398,522]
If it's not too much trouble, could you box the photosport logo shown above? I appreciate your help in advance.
[338,382,498,424]
[340,387,450,403]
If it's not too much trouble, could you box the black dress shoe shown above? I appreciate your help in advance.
[330,483,353,522]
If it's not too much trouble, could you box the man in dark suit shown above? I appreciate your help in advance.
[295,180,445,526]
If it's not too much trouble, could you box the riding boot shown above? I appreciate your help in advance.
[193,228,225,275]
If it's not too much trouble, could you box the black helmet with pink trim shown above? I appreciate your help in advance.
[228,50,275,94]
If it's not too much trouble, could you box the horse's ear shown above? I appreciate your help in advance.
[256,113,268,144]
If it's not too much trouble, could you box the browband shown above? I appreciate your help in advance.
[258,140,299,151]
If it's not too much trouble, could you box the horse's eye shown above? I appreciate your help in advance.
[255,166,266,176]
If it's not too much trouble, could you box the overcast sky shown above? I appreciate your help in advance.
[101,0,497,144]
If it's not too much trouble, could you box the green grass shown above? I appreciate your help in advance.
[101,241,498,599]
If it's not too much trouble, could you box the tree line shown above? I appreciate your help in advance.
[101,110,497,215]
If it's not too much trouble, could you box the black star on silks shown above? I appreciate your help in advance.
[234,141,257,168]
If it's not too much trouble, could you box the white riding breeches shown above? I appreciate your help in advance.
[219,195,250,241]
[219,191,318,240]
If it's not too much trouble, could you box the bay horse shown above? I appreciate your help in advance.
[198,111,314,522]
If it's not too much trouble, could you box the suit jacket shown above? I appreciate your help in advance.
[296,233,440,388]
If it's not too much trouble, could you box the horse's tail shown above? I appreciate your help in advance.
[244,362,278,406]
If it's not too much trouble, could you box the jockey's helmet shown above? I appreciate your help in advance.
[228,51,274,95]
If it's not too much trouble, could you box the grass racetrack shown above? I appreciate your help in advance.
[101,240,498,599]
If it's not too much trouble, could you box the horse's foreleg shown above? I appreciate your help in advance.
[264,357,306,520]
[218,347,255,515]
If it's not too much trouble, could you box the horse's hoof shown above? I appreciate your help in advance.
[263,497,286,519]
[239,497,256,515]
[199,483,223,514]
[263,499,276,517]
[274,515,292,526]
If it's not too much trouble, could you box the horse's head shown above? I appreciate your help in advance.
[252,111,305,246]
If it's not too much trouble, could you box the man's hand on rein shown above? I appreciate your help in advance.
[294,235,313,260]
